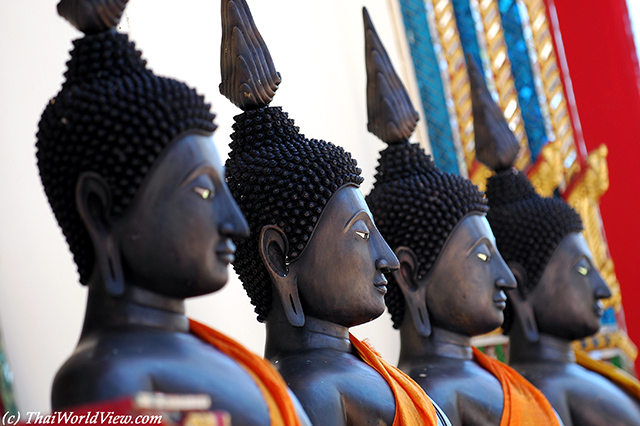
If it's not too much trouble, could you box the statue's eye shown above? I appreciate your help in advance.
[355,231,370,240]
[194,186,214,200]
[577,266,589,276]
[477,253,489,262]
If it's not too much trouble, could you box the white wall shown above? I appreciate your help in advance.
[0,0,417,413]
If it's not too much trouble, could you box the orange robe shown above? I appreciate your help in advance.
[575,348,640,401]
[189,319,302,426]
[350,333,439,426]
[472,348,560,426]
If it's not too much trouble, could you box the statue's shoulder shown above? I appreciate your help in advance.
[562,364,640,425]
[53,330,274,424]
[402,358,503,425]
[272,352,347,426]
[51,335,151,409]
[513,362,640,425]
[273,349,395,426]
[51,330,194,406]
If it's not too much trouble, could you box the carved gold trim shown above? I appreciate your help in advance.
[528,140,564,197]
[520,0,579,189]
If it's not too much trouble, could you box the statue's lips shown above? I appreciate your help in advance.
[593,300,605,317]
[216,239,236,264]
[374,282,387,295]
[493,291,507,310]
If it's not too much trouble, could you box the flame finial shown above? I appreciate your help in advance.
[468,54,521,172]
[220,0,282,110]
[364,7,419,145]
[57,0,129,34]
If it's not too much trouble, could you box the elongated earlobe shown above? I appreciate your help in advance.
[76,172,125,296]
[259,225,305,327]
[394,246,431,337]
[507,261,539,342]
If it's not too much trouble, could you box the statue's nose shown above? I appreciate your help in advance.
[375,257,394,274]
[219,192,250,238]
[593,272,612,300]
[496,276,516,290]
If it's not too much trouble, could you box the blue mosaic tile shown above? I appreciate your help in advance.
[499,0,549,158]
[602,307,617,326]
[398,0,460,175]
[451,0,483,76]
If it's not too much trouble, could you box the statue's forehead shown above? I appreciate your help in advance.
[441,214,494,254]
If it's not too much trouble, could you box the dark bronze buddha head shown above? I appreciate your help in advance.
[221,0,397,327]
[469,55,611,342]
[37,0,248,298]
[366,134,517,336]
[363,11,515,337]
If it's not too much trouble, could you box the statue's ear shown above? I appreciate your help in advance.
[259,225,305,327]
[506,261,539,342]
[394,246,431,337]
[76,172,125,296]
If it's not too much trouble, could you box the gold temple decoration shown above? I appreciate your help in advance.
[428,0,474,172]
[423,0,472,177]
[574,328,639,363]
[520,0,580,194]
[528,139,564,197]
[563,145,637,362]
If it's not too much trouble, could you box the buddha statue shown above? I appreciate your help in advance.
[364,15,562,426]
[470,54,640,425]
[37,1,311,424]
[220,2,448,425]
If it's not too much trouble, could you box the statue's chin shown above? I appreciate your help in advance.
[543,322,601,342]
[468,314,505,337]
[336,305,387,329]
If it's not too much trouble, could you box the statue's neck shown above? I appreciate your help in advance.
[81,278,188,338]
[264,303,351,361]
[398,319,473,367]
[509,326,575,364]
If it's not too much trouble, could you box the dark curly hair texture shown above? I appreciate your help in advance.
[484,168,583,332]
[366,141,488,328]
[225,106,364,322]
[36,30,216,285]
